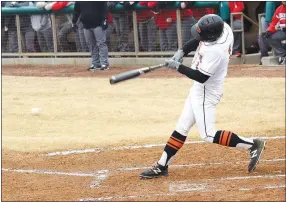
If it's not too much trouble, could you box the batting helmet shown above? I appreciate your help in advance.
[191,14,224,42]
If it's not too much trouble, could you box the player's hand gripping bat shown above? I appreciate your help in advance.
[109,63,165,84]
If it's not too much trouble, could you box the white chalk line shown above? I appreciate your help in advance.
[2,158,285,190]
[42,135,285,157]
[169,174,286,192]
[118,158,286,171]
[1,168,96,177]
[2,158,285,177]
[80,177,286,202]
[2,168,109,188]
[81,175,286,201]
[80,184,286,201]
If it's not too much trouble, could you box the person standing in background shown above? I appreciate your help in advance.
[146,2,178,51]
[75,21,89,52]
[3,2,18,53]
[44,1,79,52]
[180,2,197,45]
[33,1,54,52]
[106,12,116,52]
[228,1,245,57]
[108,2,132,52]
[6,1,36,53]
[137,2,157,51]
[258,1,286,65]
[72,1,109,70]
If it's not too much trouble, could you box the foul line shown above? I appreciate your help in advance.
[117,158,286,171]
[2,158,285,177]
[42,135,285,157]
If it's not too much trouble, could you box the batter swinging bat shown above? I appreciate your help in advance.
[109,63,165,84]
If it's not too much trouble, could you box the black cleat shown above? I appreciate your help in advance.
[100,65,109,70]
[248,139,266,172]
[140,163,168,179]
[87,64,101,71]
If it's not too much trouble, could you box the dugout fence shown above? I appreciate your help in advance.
[1,1,274,64]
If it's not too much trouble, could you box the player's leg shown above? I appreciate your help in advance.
[93,26,109,69]
[147,18,157,51]
[266,31,286,65]
[83,28,100,70]
[140,93,196,179]
[232,19,242,56]
[193,96,266,173]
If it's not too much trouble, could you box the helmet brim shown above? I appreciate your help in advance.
[191,24,201,41]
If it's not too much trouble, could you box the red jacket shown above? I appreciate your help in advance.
[181,9,193,18]
[107,12,113,23]
[137,2,154,22]
[228,2,244,20]
[139,1,176,29]
[154,10,177,29]
[44,1,73,11]
[137,10,154,22]
[267,4,286,33]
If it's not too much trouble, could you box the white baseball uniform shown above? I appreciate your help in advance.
[175,22,234,142]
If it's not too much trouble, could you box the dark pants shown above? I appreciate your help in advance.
[259,31,286,57]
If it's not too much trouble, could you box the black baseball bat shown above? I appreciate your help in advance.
[109,64,165,84]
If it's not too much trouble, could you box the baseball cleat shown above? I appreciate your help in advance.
[87,64,101,71]
[140,163,168,179]
[100,65,109,70]
[248,139,266,172]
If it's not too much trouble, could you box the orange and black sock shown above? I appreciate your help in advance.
[158,131,186,166]
[213,130,254,150]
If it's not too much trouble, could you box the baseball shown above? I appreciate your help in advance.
[31,108,42,115]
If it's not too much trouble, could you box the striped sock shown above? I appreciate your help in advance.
[213,130,254,150]
[158,131,186,166]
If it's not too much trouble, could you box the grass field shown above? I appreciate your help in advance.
[2,76,285,152]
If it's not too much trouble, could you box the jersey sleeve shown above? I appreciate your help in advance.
[198,51,222,77]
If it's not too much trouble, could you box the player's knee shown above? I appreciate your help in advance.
[175,126,189,136]
[175,125,189,137]
[199,129,216,143]
[202,136,214,143]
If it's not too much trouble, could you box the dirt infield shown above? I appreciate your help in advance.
[2,64,285,201]
[2,64,285,78]
[2,138,285,201]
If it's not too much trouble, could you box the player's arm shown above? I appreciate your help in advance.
[182,38,200,56]
[171,38,200,62]
[178,64,210,83]
[165,59,210,83]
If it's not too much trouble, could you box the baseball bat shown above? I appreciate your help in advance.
[109,63,165,84]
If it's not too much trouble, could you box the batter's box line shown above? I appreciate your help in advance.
[41,135,285,157]
[2,158,285,176]
[169,174,286,192]
[82,176,286,201]
[1,168,109,188]
[116,158,286,172]
[79,177,285,202]
[2,158,285,189]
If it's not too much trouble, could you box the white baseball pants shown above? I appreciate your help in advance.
[175,88,221,142]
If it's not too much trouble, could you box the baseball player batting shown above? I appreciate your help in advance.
[140,14,266,179]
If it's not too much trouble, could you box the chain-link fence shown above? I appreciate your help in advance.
[1,6,217,57]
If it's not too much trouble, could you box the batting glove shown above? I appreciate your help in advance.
[165,59,181,70]
[171,49,184,63]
